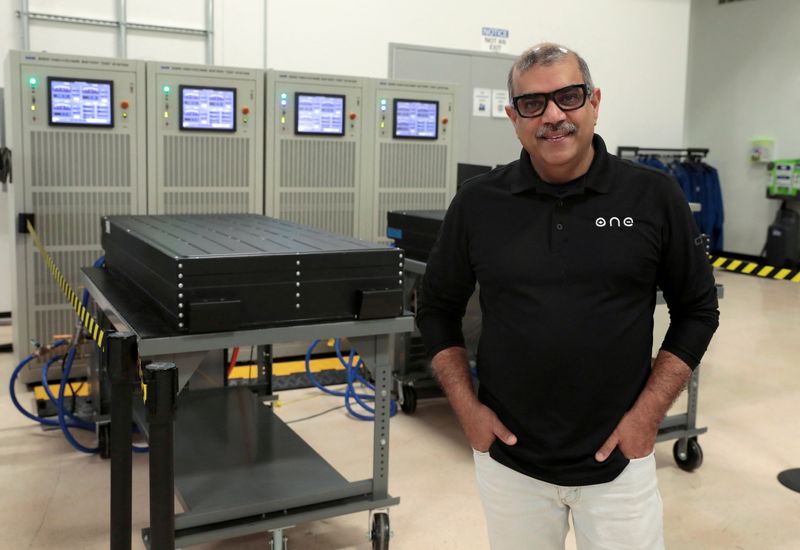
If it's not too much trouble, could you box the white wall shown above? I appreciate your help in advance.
[685,0,800,256]
[0,0,694,312]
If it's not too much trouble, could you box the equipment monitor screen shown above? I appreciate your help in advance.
[48,78,114,127]
[179,86,236,131]
[393,99,438,139]
[295,93,345,136]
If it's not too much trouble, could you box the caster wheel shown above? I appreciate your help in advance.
[400,385,417,415]
[98,423,111,459]
[673,437,703,472]
[371,512,390,550]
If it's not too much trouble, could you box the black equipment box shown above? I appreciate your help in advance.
[101,215,404,333]
[386,210,445,262]
[766,206,800,267]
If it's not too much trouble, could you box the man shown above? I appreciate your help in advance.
[416,43,719,549]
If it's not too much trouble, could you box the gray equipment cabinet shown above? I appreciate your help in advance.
[82,266,412,549]
[396,257,722,473]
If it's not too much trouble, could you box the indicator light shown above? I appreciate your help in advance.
[380,121,385,129]
[380,105,387,112]
[163,111,169,118]
[30,105,36,111]
[280,92,288,99]
[280,99,287,107]
[162,85,171,94]
[122,112,128,118]
[280,116,286,124]
[28,76,38,87]
[380,99,387,105]
[243,117,248,123]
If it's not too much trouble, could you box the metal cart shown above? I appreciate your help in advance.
[395,258,723,473]
[83,266,412,550]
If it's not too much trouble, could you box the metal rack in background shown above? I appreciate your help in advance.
[617,146,710,161]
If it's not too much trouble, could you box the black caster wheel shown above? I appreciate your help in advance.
[98,423,111,459]
[673,437,703,472]
[371,512,390,550]
[400,385,417,415]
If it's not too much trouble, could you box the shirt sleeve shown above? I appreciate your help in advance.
[416,188,477,359]
[656,176,720,369]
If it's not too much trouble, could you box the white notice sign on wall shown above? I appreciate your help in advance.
[473,88,491,117]
[480,27,510,53]
[491,89,509,118]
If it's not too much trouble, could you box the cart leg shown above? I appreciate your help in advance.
[269,528,288,549]
[108,333,139,550]
[144,362,178,550]
[686,368,701,435]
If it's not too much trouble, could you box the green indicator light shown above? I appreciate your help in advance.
[280,92,288,99]
[162,85,171,94]
[28,76,38,87]
[380,98,387,105]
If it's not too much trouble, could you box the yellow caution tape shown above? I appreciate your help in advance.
[26,219,106,351]
[708,254,800,283]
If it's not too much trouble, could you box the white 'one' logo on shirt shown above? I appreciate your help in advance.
[595,216,634,228]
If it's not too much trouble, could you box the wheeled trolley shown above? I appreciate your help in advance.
[85,266,410,548]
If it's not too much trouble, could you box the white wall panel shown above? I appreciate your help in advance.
[686,0,800,255]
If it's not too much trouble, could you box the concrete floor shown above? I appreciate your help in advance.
[1,268,799,549]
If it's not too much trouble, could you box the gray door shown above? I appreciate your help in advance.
[389,43,521,167]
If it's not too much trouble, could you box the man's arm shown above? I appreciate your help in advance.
[432,346,517,452]
[595,349,691,461]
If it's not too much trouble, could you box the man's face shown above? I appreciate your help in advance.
[505,56,601,182]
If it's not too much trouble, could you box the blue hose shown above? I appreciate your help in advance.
[304,338,397,421]
[11,255,147,454]
[40,354,94,430]
[8,341,92,431]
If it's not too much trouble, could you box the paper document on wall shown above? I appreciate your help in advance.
[473,88,491,117]
[491,89,509,118]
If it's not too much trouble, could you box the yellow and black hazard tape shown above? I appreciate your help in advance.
[709,254,800,283]
[26,219,106,351]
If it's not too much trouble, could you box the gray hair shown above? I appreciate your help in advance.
[507,43,594,100]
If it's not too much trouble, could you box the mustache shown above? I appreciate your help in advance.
[536,122,577,138]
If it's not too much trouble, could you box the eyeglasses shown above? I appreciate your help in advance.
[512,84,590,118]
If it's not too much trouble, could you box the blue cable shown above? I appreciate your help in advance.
[40,354,94,430]
[336,340,376,415]
[8,255,146,454]
[337,339,398,418]
[55,340,98,454]
[8,341,92,431]
[303,339,397,421]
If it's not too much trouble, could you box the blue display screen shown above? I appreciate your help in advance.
[295,93,345,136]
[393,99,438,139]
[49,78,113,127]
[180,86,236,131]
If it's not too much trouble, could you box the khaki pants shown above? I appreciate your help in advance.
[473,450,664,550]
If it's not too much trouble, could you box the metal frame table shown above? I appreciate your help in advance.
[83,267,413,549]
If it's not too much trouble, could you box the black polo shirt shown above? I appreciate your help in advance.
[417,134,719,486]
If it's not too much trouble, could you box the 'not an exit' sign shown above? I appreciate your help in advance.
[481,27,509,53]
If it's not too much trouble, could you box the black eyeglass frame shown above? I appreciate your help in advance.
[511,84,591,118]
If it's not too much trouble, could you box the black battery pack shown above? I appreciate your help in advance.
[101,215,404,333]
[385,210,446,262]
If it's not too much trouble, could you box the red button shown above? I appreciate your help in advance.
[442,117,449,125]
[350,112,357,120]
[121,100,129,109]
[242,106,250,115]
